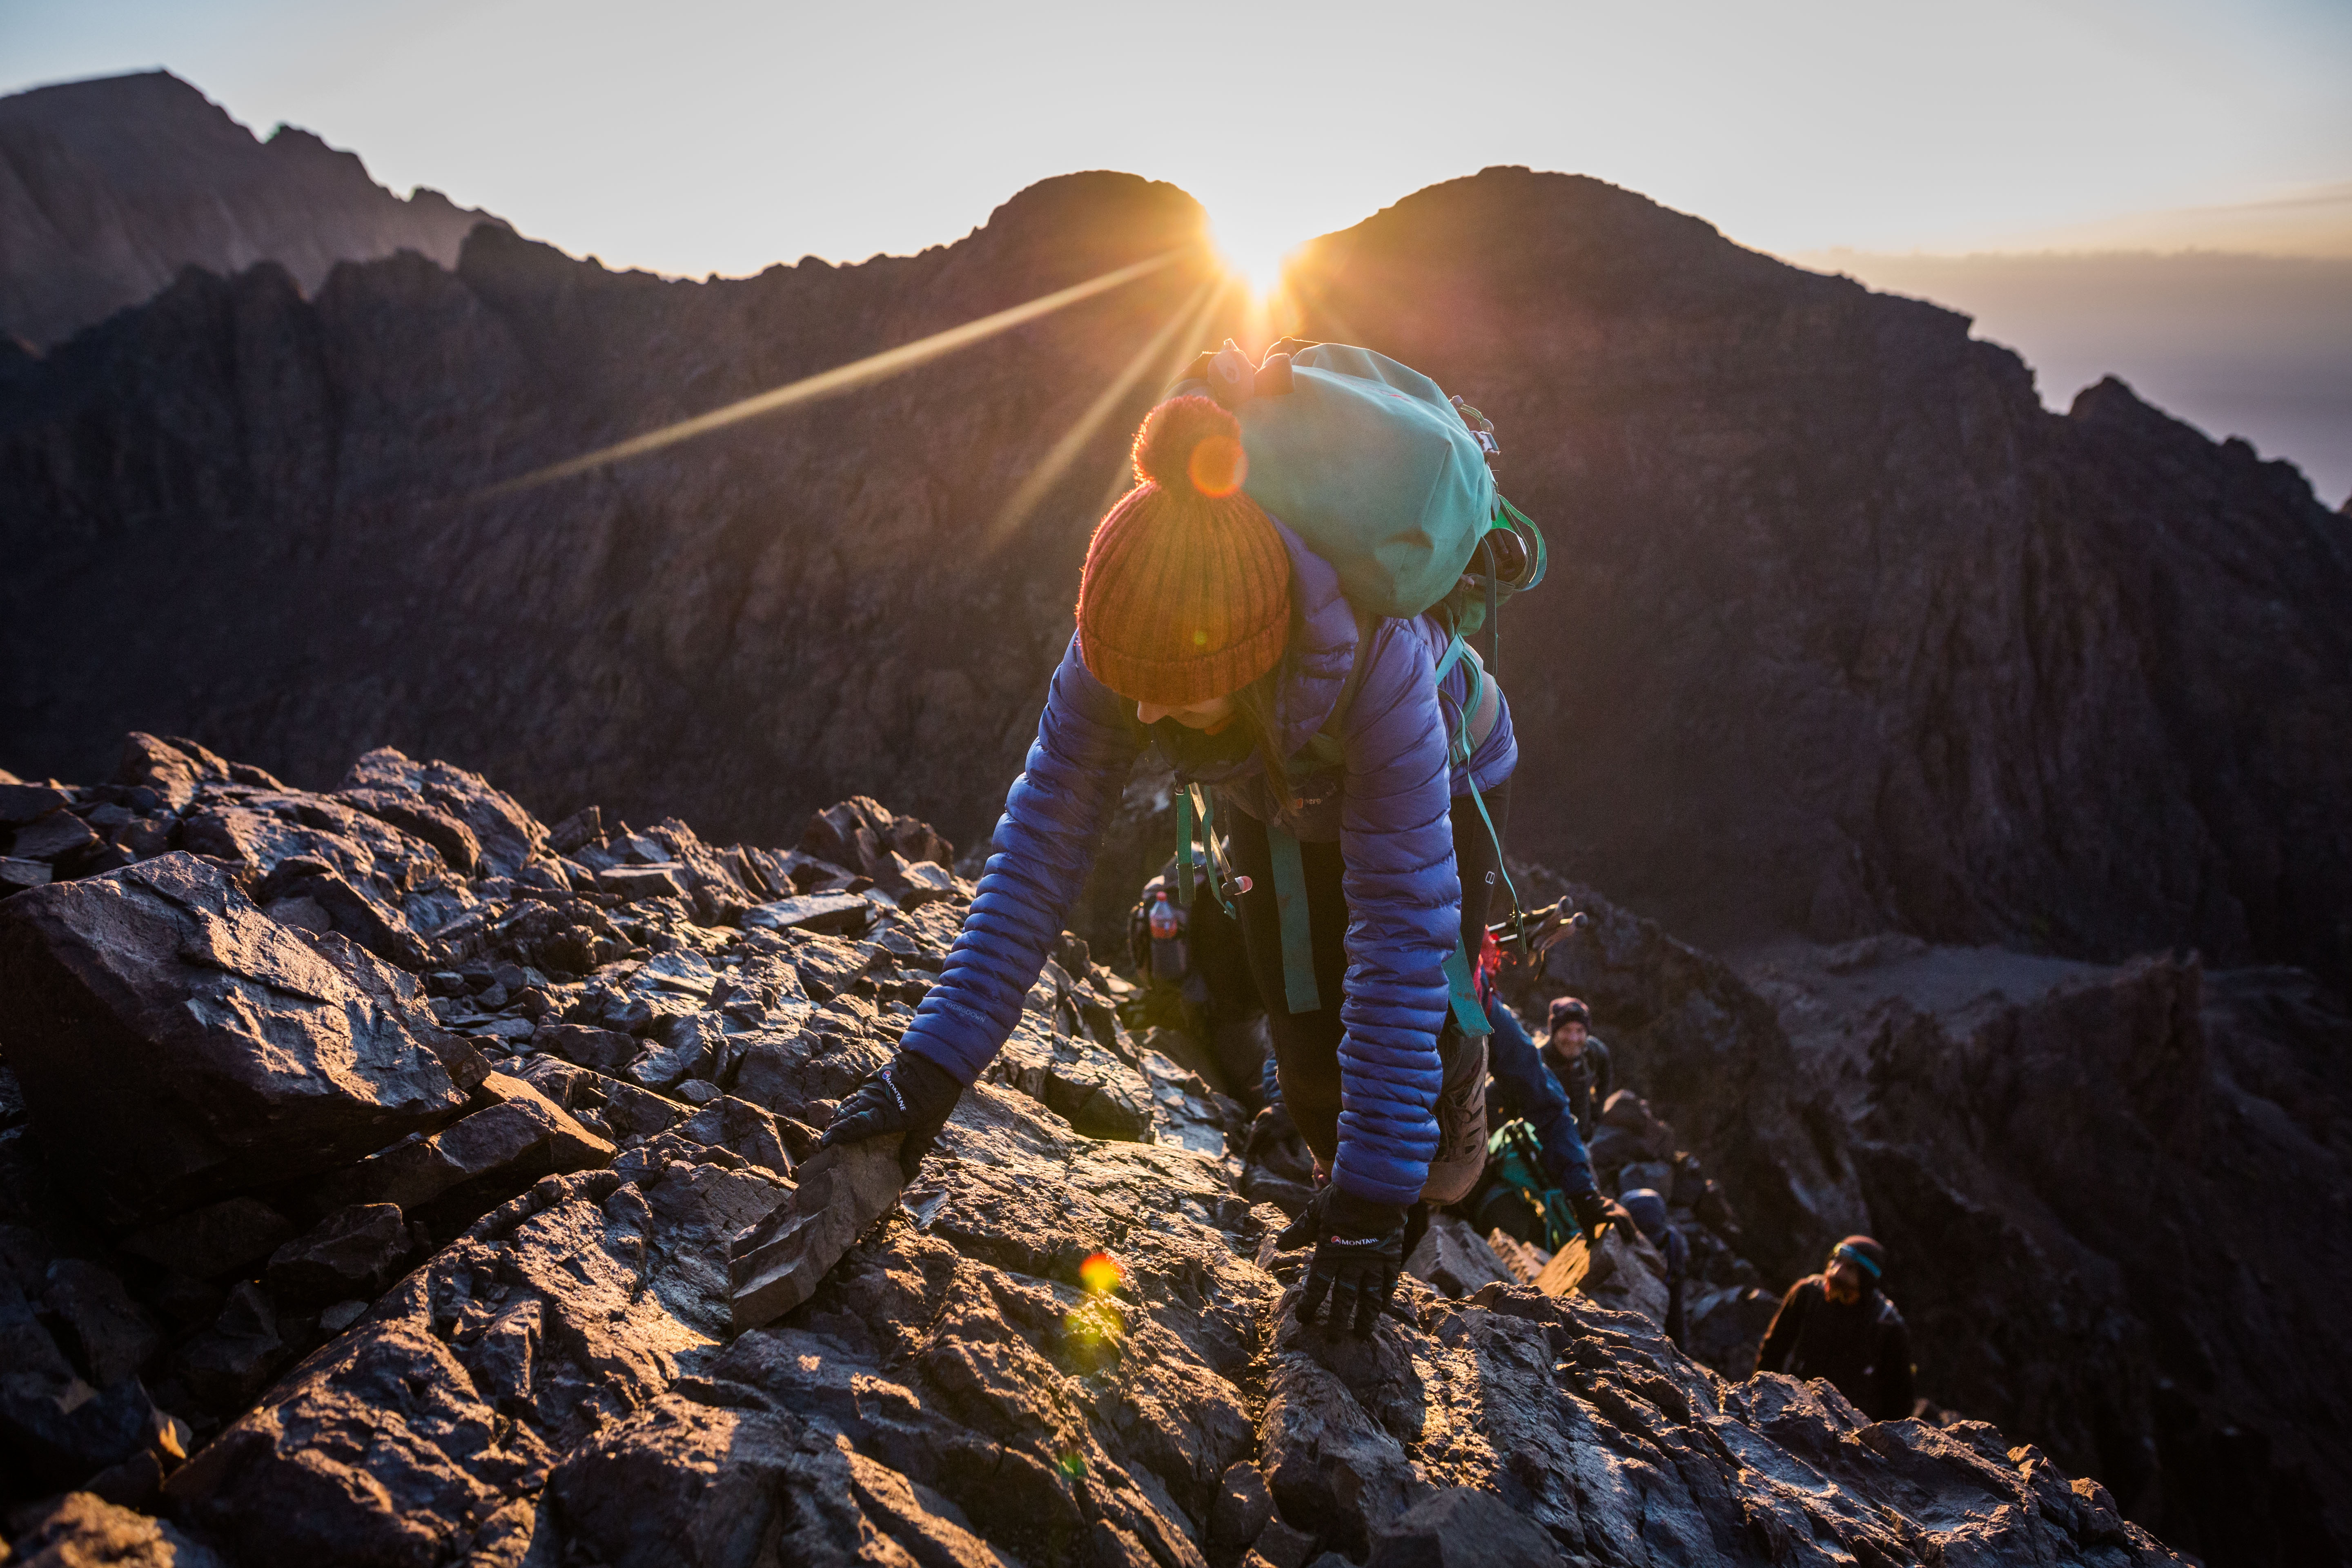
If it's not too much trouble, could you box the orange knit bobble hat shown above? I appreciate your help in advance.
[1077,397,1293,706]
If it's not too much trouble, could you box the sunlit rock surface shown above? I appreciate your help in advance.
[0,739,2186,1565]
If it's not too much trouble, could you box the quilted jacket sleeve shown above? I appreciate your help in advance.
[1330,618,1459,1207]
[899,634,1143,1084]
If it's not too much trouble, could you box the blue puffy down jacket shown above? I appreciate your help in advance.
[899,519,1517,1206]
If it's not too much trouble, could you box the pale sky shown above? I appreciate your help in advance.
[5,0,2348,278]
[5,0,2349,497]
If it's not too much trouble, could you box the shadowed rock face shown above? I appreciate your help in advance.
[0,71,506,346]
[1,163,2346,992]
[1740,936,2352,1565]
[0,737,2189,1566]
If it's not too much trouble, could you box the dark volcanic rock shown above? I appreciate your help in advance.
[0,71,505,346]
[0,853,468,1226]
[0,742,2216,1564]
[3,1491,230,1568]
[1743,936,2352,1564]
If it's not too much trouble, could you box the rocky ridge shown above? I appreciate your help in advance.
[0,71,506,347]
[0,155,2345,994]
[1731,935,2352,1564]
[0,736,2180,1566]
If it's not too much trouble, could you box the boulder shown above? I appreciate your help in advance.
[265,1204,412,1308]
[727,1134,904,1331]
[1368,1487,1565,1568]
[742,892,870,935]
[318,1073,613,1221]
[339,748,546,879]
[0,854,469,1227]
[119,1198,296,1281]
[10,808,100,864]
[3,1491,231,1568]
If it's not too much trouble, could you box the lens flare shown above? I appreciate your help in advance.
[1187,434,1247,498]
[1079,1252,1124,1294]
[485,247,1191,495]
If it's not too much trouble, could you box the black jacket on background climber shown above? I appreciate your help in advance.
[1755,1249,1915,1422]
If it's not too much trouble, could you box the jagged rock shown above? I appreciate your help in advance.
[1368,1487,1565,1568]
[628,1011,721,1091]
[742,892,870,934]
[1403,1216,1519,1302]
[0,855,50,892]
[513,1057,686,1141]
[265,1204,410,1308]
[9,809,100,864]
[0,783,72,823]
[0,744,2223,1562]
[2,1490,230,1568]
[0,853,469,1227]
[40,1260,163,1389]
[340,748,546,879]
[727,1134,903,1331]
[529,1021,637,1072]
[118,1198,296,1282]
[1210,1459,1276,1546]
[316,1072,612,1223]
[336,786,482,875]
[165,1160,788,1565]
[597,862,692,902]
[171,1280,287,1410]
[1,1273,174,1492]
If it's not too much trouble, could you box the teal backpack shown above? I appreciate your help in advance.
[1167,341,1547,1032]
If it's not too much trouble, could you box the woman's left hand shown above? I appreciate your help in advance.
[1277,1186,1408,1337]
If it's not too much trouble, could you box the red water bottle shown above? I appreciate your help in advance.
[1148,889,1187,980]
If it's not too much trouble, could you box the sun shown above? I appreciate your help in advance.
[1209,214,1299,304]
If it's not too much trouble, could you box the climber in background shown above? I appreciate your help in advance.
[1127,860,1270,1108]
[1619,1188,1688,1347]
[822,381,1521,1340]
[1754,1235,1916,1421]
[1542,996,1614,1141]
[1477,934,1610,1241]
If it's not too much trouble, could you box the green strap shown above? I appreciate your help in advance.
[1441,940,1491,1036]
[1265,824,1322,1015]
[1175,788,1196,909]
[1433,633,1526,946]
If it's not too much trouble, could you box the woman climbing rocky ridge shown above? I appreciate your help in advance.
[0,733,2182,1565]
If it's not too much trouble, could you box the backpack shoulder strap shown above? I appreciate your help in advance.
[1292,609,1381,770]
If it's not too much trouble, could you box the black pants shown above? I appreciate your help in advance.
[1223,780,1511,1171]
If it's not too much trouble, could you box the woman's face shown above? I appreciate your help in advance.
[1136,694,1236,729]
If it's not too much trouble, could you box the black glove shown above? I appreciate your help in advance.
[819,1050,963,1178]
[1275,1186,1406,1338]
[1569,1189,1613,1245]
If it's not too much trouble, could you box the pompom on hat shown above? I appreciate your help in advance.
[1076,397,1293,706]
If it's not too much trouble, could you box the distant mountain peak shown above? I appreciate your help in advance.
[0,70,510,345]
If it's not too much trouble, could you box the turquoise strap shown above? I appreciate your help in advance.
[1434,633,1526,945]
[1265,824,1322,1015]
[1441,940,1491,1036]
[1175,787,1196,909]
